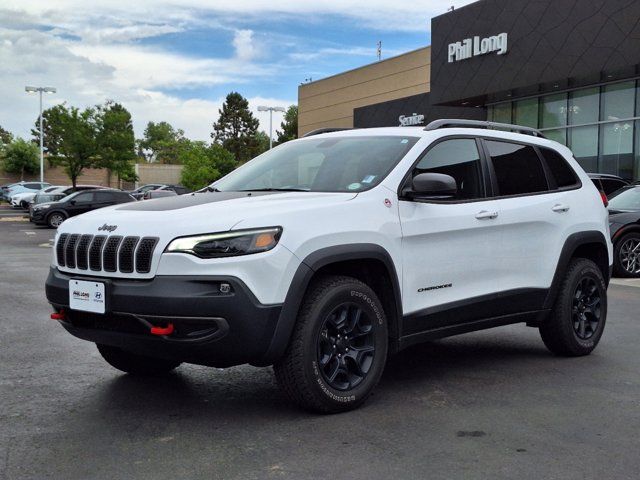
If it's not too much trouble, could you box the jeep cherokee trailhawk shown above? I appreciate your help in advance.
[46,120,612,413]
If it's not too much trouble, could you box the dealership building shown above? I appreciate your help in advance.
[298,0,640,180]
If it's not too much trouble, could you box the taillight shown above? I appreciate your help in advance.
[599,190,609,207]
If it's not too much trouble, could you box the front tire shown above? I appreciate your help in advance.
[613,232,640,278]
[539,258,607,356]
[97,344,181,375]
[47,212,66,228]
[274,275,388,413]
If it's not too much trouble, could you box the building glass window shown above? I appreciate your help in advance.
[492,102,512,124]
[569,126,599,173]
[569,87,599,125]
[514,98,538,128]
[540,93,567,129]
[600,121,634,179]
[545,129,567,146]
[601,81,635,121]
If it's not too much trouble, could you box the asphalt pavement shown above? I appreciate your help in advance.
[1,207,639,480]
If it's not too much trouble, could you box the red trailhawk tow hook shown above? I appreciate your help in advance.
[150,323,174,336]
[51,311,66,321]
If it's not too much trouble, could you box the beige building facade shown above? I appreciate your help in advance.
[298,47,431,136]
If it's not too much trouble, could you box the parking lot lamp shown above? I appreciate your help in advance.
[257,105,286,149]
[25,86,57,182]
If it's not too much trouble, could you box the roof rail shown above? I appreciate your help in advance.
[302,127,353,137]
[424,119,546,138]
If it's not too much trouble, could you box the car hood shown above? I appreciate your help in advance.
[58,191,358,239]
[609,211,640,223]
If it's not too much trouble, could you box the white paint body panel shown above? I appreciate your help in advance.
[54,126,612,311]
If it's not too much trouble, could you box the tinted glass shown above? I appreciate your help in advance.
[94,191,116,202]
[569,87,599,125]
[215,136,419,193]
[413,139,484,200]
[569,125,598,172]
[514,98,538,128]
[24,183,39,189]
[600,81,634,121]
[73,192,94,203]
[491,103,512,123]
[540,148,579,188]
[486,140,548,196]
[600,179,627,195]
[540,93,567,128]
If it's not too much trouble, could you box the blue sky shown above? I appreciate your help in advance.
[1,1,474,141]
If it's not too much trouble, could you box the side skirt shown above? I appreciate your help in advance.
[397,309,550,351]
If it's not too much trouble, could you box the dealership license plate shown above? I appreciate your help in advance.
[69,280,106,314]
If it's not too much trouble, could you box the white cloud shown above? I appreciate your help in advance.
[233,29,257,61]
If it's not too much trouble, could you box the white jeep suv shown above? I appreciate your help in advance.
[46,120,612,413]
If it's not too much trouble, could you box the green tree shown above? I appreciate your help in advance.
[180,142,235,191]
[96,101,137,183]
[276,105,298,144]
[137,121,186,164]
[31,103,67,156]
[0,125,13,147]
[44,105,99,188]
[254,131,271,156]
[211,92,260,164]
[1,138,39,179]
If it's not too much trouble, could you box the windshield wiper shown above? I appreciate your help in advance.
[237,188,309,192]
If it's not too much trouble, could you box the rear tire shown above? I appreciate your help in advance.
[539,258,607,356]
[20,200,29,209]
[47,212,66,228]
[613,232,640,278]
[97,344,181,375]
[274,275,388,413]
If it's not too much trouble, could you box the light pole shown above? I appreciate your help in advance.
[25,86,56,182]
[257,105,286,149]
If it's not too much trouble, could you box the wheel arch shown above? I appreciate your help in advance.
[544,231,610,310]
[255,243,402,366]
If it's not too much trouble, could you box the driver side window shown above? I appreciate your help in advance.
[412,138,485,200]
[74,192,94,204]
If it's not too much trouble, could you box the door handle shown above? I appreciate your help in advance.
[475,210,499,220]
[552,204,570,213]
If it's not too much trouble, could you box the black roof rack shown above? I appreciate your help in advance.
[302,127,353,137]
[424,119,546,138]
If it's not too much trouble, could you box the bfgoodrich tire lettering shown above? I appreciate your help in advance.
[539,258,607,356]
[274,275,388,413]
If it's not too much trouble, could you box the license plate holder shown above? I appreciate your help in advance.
[69,279,106,314]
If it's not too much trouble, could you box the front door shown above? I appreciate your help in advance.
[398,137,503,334]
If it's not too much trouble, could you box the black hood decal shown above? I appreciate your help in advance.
[116,191,281,212]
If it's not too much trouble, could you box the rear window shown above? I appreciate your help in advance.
[540,148,579,188]
[485,140,548,196]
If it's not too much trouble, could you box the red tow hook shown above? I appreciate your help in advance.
[150,323,174,336]
[51,310,66,321]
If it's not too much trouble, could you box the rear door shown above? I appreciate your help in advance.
[398,137,504,332]
[482,139,579,299]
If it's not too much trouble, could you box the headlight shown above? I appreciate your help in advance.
[165,227,282,258]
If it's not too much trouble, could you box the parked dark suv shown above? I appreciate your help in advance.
[32,189,135,228]
[588,173,630,198]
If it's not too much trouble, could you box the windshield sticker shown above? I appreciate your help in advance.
[362,175,376,184]
[347,183,362,190]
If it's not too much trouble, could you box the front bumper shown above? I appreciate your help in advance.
[46,267,283,367]
[31,209,47,224]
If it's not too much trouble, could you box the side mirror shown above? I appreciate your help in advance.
[406,173,457,199]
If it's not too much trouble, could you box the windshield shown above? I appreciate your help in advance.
[213,136,419,193]
[609,186,640,211]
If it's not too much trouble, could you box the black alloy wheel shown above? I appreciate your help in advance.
[317,302,375,391]
[572,277,602,340]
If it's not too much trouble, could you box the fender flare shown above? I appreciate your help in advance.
[543,230,610,309]
[254,243,402,366]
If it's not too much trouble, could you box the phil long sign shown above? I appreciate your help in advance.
[448,33,508,63]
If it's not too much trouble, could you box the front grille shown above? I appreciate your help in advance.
[76,235,93,270]
[118,236,139,273]
[103,236,123,272]
[56,233,69,266]
[64,234,80,269]
[89,236,107,271]
[56,233,158,275]
[136,238,158,273]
